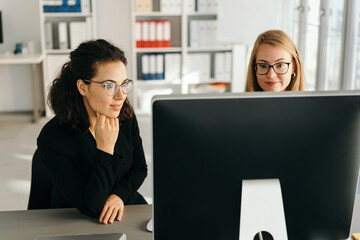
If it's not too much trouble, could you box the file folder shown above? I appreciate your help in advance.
[141,54,150,80]
[58,22,69,49]
[44,22,54,49]
[155,54,164,80]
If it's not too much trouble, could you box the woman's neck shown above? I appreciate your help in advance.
[87,111,97,138]
[88,116,96,136]
[83,97,97,137]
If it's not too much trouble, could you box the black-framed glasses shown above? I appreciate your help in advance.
[84,79,133,96]
[254,62,291,75]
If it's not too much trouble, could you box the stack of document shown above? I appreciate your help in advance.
[141,53,181,81]
[42,0,90,13]
[141,54,164,80]
[214,52,232,82]
[44,20,91,50]
[135,0,152,12]
[136,20,171,48]
[189,20,218,48]
[160,0,186,13]
[197,0,218,13]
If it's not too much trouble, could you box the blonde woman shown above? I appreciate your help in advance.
[245,30,306,91]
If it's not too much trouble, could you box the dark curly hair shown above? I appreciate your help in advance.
[48,39,134,132]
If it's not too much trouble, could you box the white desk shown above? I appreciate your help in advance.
[0,53,44,64]
[0,53,45,122]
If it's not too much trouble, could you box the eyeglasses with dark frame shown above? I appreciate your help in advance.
[254,62,292,75]
[84,79,133,96]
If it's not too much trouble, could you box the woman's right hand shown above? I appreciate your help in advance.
[99,194,124,224]
[94,114,119,155]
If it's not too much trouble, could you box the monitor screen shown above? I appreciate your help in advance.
[152,91,360,240]
[0,11,2,43]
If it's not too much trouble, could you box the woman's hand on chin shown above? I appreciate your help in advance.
[94,114,119,155]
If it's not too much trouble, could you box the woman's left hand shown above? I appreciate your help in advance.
[99,194,124,224]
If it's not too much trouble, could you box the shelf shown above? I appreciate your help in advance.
[135,12,217,17]
[0,53,45,64]
[135,12,181,17]
[135,79,182,86]
[183,79,231,85]
[187,46,233,52]
[136,47,182,53]
[43,12,92,18]
[186,12,217,16]
[46,49,72,54]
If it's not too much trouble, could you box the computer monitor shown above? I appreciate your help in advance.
[152,91,360,240]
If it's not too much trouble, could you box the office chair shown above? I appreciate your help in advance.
[28,149,53,210]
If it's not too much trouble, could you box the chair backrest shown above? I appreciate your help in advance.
[28,149,53,209]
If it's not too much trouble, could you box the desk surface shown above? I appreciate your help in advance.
[0,52,46,122]
[0,205,152,240]
[1,199,359,240]
[0,53,45,64]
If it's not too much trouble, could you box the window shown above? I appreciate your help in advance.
[355,2,360,89]
[305,0,320,90]
[326,0,344,90]
[293,0,345,91]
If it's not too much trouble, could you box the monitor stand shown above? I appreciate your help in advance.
[239,179,288,240]
[146,218,153,232]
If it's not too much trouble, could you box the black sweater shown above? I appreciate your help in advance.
[37,115,147,217]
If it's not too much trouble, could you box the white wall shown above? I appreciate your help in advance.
[217,0,295,47]
[0,0,41,111]
[95,0,133,78]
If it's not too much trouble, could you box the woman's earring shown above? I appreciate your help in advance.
[291,72,296,78]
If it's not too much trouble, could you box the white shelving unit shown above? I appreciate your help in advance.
[38,0,97,117]
[0,53,45,65]
[130,0,248,115]
[42,12,93,17]
[136,47,182,53]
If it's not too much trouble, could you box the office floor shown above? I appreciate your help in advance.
[0,114,152,211]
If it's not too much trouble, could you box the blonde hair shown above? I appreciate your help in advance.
[245,30,306,91]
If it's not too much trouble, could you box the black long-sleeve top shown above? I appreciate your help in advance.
[36,115,147,217]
